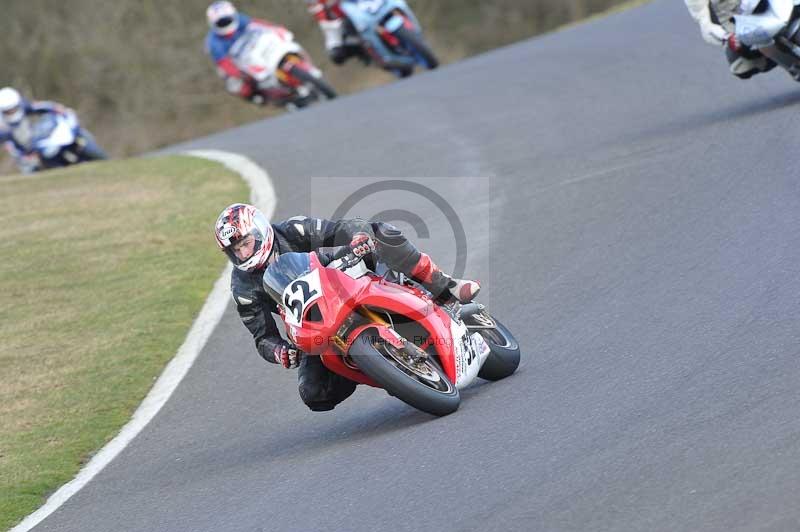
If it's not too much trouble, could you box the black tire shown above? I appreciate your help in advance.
[288,65,338,101]
[76,132,108,162]
[473,318,520,381]
[349,328,460,416]
[78,144,108,162]
[393,26,439,69]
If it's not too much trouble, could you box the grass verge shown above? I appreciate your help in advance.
[0,156,248,530]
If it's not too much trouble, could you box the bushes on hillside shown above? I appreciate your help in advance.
[0,0,628,172]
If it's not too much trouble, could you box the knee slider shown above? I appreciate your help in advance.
[298,382,336,411]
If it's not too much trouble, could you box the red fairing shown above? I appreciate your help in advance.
[216,20,287,98]
[216,57,255,97]
[216,56,241,78]
[250,18,291,40]
[376,26,400,48]
[283,253,459,387]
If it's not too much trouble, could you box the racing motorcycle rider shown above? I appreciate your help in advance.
[0,87,81,173]
[305,0,372,66]
[214,203,481,412]
[684,0,776,79]
[205,1,290,105]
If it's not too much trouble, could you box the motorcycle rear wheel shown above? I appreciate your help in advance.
[350,329,460,416]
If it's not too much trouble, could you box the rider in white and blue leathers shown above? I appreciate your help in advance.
[0,87,72,173]
[0,87,106,173]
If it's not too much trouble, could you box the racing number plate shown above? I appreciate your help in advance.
[282,269,323,327]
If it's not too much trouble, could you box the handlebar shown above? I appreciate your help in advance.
[331,245,352,261]
[327,246,362,271]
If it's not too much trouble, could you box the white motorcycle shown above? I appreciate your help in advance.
[229,26,337,110]
[12,111,106,173]
[731,0,800,79]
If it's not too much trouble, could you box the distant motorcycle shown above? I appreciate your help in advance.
[13,111,106,173]
[265,249,520,416]
[730,0,800,80]
[340,0,439,77]
[230,25,336,110]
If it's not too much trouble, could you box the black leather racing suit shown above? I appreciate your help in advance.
[231,216,428,412]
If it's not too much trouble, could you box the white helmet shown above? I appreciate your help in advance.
[206,1,240,37]
[0,87,24,126]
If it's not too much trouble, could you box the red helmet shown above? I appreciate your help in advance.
[214,203,275,272]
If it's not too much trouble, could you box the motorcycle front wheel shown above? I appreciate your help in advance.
[349,328,460,416]
[464,313,520,381]
[76,133,108,161]
[288,64,338,101]
[392,26,439,69]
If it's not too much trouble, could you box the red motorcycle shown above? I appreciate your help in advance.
[264,250,520,416]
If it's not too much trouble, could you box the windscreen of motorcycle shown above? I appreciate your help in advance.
[263,252,312,304]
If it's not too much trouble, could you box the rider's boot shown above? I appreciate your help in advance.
[726,46,775,79]
[729,55,769,78]
[411,253,480,304]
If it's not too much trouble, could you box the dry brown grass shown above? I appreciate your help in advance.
[0,0,631,174]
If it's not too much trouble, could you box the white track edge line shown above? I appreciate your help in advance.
[11,150,276,532]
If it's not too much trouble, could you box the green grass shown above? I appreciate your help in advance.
[0,156,248,530]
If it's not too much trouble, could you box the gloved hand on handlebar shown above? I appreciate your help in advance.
[349,232,376,259]
[273,340,301,369]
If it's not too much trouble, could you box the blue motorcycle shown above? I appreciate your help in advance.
[339,0,439,77]
[22,112,107,172]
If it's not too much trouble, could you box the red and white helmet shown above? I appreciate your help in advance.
[206,1,240,37]
[214,203,275,272]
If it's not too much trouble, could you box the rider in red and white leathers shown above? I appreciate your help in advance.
[305,0,368,65]
[214,204,481,412]
[684,0,776,79]
[205,1,289,104]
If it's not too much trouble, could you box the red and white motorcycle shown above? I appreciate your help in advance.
[230,25,337,110]
[264,249,520,416]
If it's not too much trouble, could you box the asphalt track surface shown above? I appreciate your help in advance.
[31,1,800,531]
